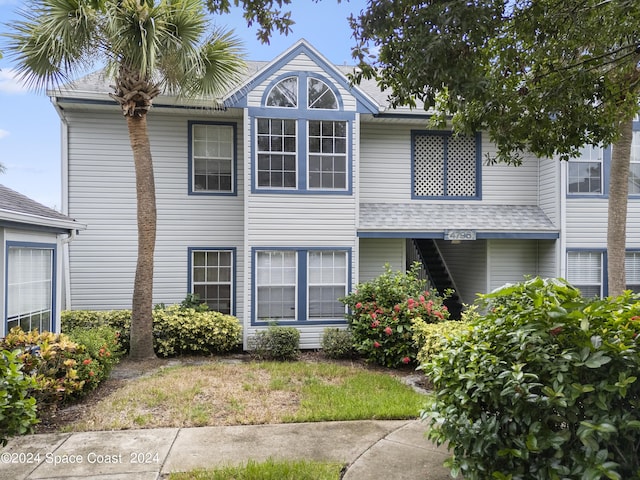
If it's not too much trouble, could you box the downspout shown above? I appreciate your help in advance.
[52,96,73,310]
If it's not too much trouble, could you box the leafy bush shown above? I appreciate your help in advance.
[422,277,640,480]
[1,329,88,412]
[153,305,242,357]
[62,306,242,357]
[179,293,209,312]
[340,263,449,368]
[250,325,300,361]
[61,309,131,352]
[412,319,470,366]
[321,328,357,359]
[66,326,124,391]
[0,349,38,445]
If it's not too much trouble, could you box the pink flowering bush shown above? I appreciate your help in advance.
[340,263,450,367]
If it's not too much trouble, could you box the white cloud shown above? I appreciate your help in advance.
[0,70,29,94]
[0,129,9,139]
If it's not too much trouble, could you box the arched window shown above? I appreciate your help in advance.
[308,78,338,109]
[266,77,297,107]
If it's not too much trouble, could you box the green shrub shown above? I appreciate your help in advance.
[1,328,87,412]
[61,309,131,352]
[422,277,640,479]
[0,349,38,445]
[321,328,357,359]
[66,326,124,392]
[340,263,449,368]
[62,306,242,357]
[412,319,470,366]
[152,305,242,357]
[250,325,300,361]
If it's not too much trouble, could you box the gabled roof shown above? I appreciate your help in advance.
[48,39,423,116]
[358,203,559,239]
[225,39,380,114]
[0,184,84,232]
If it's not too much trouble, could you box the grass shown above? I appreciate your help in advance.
[168,458,344,480]
[61,359,426,432]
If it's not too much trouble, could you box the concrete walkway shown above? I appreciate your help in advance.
[0,420,455,479]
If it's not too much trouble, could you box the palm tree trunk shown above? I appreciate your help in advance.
[607,117,633,297]
[127,114,157,360]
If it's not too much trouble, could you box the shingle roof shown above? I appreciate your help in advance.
[0,184,81,230]
[359,203,558,237]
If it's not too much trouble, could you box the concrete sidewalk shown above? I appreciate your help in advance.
[0,420,455,479]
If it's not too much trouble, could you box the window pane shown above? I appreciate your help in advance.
[257,251,297,321]
[308,78,338,109]
[191,250,233,314]
[567,251,602,298]
[7,247,53,332]
[257,119,297,189]
[568,162,602,194]
[308,251,347,319]
[267,77,298,107]
[191,124,234,192]
[307,121,348,190]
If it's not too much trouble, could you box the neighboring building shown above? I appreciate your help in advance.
[48,40,640,348]
[1,184,84,337]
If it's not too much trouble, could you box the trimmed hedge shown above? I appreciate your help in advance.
[250,325,300,361]
[61,305,242,357]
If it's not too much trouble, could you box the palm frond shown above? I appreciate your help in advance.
[1,0,101,91]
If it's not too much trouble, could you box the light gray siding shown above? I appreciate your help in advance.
[487,239,539,291]
[358,238,405,283]
[436,239,487,305]
[359,123,541,205]
[538,157,560,225]
[65,108,245,318]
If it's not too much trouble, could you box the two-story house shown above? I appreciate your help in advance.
[45,40,640,348]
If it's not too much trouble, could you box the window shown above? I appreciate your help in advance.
[190,123,235,194]
[254,73,351,194]
[308,78,338,109]
[630,131,640,194]
[568,145,603,194]
[6,244,54,333]
[308,120,347,190]
[567,251,603,297]
[256,250,297,321]
[266,77,297,107]
[412,131,479,199]
[626,251,640,293]
[254,249,349,323]
[190,249,234,314]
[308,251,347,318]
[257,118,297,188]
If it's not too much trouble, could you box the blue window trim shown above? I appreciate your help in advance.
[5,241,57,334]
[251,246,351,326]
[187,247,237,316]
[226,42,379,114]
[187,121,238,196]
[566,248,608,296]
[566,146,611,199]
[410,130,482,200]
[250,71,354,196]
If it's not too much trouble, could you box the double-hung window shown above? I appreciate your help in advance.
[190,248,234,314]
[568,145,603,195]
[6,243,54,333]
[566,250,603,297]
[255,74,350,193]
[190,122,235,194]
[626,251,640,293]
[254,248,349,323]
[412,131,480,199]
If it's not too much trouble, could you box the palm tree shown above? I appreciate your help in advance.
[3,0,246,360]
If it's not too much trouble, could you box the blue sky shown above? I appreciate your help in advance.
[0,0,367,209]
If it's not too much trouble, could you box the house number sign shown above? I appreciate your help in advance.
[444,229,476,241]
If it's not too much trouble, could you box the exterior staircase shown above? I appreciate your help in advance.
[408,239,464,320]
